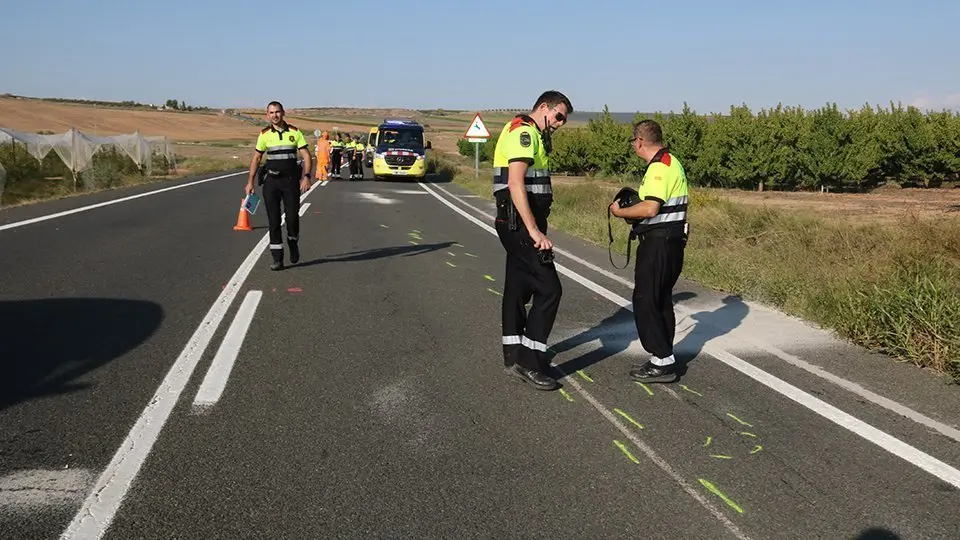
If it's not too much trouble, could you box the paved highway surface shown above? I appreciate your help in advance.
[1,162,959,539]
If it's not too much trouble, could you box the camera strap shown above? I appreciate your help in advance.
[607,205,637,269]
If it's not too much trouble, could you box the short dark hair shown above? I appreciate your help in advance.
[633,119,662,145]
[532,90,573,115]
[267,101,284,112]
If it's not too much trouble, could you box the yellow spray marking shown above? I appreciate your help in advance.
[487,288,502,296]
[445,261,457,268]
[710,454,733,460]
[613,440,640,464]
[577,370,594,383]
[634,382,654,396]
[409,240,419,246]
[447,252,456,257]
[698,478,744,514]
[739,432,757,438]
[453,243,464,248]
[464,252,478,258]
[613,408,644,430]
[726,413,753,427]
[703,436,713,447]
[484,275,496,282]
[679,384,703,397]
[379,224,389,228]
[750,445,763,455]
[412,229,422,234]
[558,388,574,402]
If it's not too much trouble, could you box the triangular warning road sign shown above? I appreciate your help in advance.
[464,113,491,139]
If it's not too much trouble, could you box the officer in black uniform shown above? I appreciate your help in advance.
[245,101,313,270]
[493,90,572,391]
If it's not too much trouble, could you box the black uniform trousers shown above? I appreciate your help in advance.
[263,173,301,262]
[495,202,562,373]
[632,225,686,360]
[350,150,363,178]
[331,149,342,177]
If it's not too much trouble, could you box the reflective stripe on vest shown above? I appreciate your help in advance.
[492,166,552,193]
[638,195,688,225]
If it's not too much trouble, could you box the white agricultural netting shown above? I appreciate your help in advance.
[0,127,175,175]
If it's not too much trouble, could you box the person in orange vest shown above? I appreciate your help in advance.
[315,131,331,181]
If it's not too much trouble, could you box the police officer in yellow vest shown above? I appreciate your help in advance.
[610,119,689,383]
[493,90,572,391]
[245,101,313,271]
[329,133,344,179]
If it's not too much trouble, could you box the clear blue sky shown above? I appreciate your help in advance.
[2,0,957,114]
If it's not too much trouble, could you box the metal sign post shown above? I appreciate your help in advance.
[464,112,491,180]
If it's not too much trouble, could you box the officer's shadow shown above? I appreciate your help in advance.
[549,292,750,379]
[294,241,457,268]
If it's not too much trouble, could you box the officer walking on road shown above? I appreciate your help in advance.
[610,119,689,383]
[494,90,572,391]
[245,101,313,271]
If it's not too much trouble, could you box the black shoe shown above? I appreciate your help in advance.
[507,365,558,391]
[289,241,300,264]
[269,261,284,271]
[629,360,678,383]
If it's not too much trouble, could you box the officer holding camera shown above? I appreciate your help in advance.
[245,101,312,271]
[610,119,689,383]
[493,90,572,391]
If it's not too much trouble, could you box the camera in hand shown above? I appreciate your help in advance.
[537,249,554,265]
[613,187,641,224]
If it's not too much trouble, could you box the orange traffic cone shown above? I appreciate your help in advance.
[233,198,252,231]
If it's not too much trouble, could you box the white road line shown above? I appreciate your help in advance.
[299,202,311,216]
[0,171,245,233]
[60,180,324,540]
[419,182,960,493]
[192,290,262,412]
[428,182,960,445]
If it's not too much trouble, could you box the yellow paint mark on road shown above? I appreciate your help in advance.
[750,445,763,455]
[453,243,464,248]
[613,440,640,464]
[412,229,422,234]
[613,408,644,430]
[484,275,496,282]
[487,288,502,296]
[577,370,594,383]
[680,384,703,397]
[635,382,654,396]
[447,252,456,257]
[379,224,389,228]
[726,413,754,427]
[739,432,757,438]
[558,388,574,402]
[464,252,478,258]
[703,436,713,447]
[409,241,419,246]
[710,454,733,460]
[698,478,744,514]
[446,261,457,268]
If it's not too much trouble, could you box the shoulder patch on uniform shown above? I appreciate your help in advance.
[519,131,531,148]
[287,124,298,131]
[260,127,271,134]
[508,115,535,132]
[661,152,672,166]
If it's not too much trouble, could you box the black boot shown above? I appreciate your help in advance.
[629,360,678,383]
[506,364,558,391]
[289,240,300,264]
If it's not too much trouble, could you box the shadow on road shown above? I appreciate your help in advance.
[0,297,164,411]
[854,527,901,539]
[548,292,750,380]
[295,241,457,268]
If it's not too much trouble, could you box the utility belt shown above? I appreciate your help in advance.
[495,190,551,231]
[257,162,299,185]
[632,222,688,242]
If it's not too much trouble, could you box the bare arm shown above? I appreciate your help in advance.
[246,151,262,194]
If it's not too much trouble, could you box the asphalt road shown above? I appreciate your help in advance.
[1,163,959,540]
